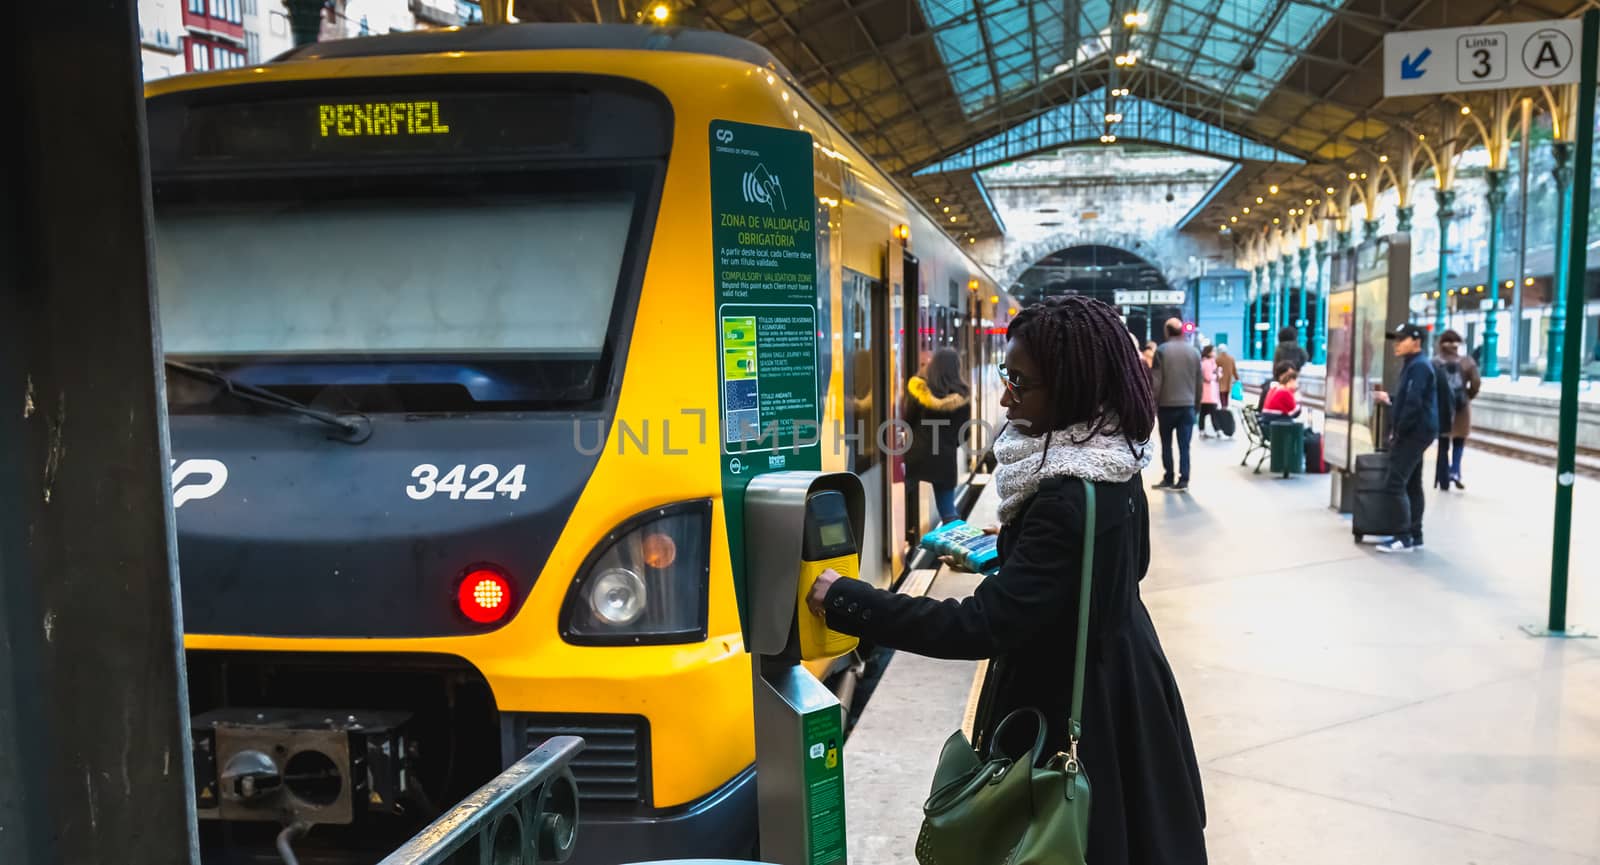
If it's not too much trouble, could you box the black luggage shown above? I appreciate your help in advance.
[1351,452,1404,541]
[1212,408,1236,437]
[1304,431,1328,474]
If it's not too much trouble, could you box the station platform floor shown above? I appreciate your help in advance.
[845,431,1600,864]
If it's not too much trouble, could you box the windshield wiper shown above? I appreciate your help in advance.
[164,360,371,442]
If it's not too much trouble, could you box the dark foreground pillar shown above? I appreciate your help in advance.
[1,2,197,863]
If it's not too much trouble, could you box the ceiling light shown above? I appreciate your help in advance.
[1230,216,1238,223]
[1256,196,1265,204]
[1460,105,1472,115]
[1269,184,1280,194]
[1326,186,1336,194]
[1243,207,1251,214]
[1124,10,1149,27]
[1348,172,1357,180]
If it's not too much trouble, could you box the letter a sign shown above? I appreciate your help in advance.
[1385,19,1584,97]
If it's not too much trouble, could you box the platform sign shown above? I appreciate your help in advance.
[1113,289,1185,305]
[709,120,822,636]
[1384,19,1583,97]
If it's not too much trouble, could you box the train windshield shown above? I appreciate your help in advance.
[153,166,652,412]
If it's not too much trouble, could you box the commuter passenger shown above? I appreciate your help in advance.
[1260,367,1302,419]
[1198,345,1222,438]
[1373,323,1440,552]
[1431,329,1480,491]
[904,347,972,525]
[1257,360,1294,413]
[1272,325,1309,372]
[1215,343,1239,409]
[806,295,1208,865]
[1151,318,1204,491]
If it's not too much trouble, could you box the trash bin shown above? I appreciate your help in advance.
[1267,420,1304,477]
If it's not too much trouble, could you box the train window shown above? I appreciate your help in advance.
[154,165,656,411]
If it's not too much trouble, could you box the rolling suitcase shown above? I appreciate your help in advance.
[1212,408,1236,438]
[1351,451,1404,542]
[1304,431,1327,474]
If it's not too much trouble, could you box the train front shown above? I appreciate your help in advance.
[149,53,756,864]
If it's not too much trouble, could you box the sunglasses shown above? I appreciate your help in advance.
[998,362,1030,397]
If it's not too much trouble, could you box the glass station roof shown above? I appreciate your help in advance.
[918,0,1341,115]
[914,87,1302,175]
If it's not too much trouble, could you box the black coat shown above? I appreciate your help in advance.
[824,475,1207,865]
[902,376,972,488]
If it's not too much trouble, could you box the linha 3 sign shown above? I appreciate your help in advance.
[1384,19,1583,98]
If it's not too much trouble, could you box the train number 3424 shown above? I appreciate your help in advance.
[407,464,529,501]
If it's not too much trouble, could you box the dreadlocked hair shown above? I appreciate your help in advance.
[1006,295,1156,447]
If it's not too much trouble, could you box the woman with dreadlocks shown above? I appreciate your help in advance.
[807,296,1207,864]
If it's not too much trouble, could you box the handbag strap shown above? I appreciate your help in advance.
[1066,479,1096,764]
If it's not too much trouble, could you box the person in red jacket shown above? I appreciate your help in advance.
[1261,367,1301,419]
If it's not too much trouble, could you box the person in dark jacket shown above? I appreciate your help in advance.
[1373,322,1440,552]
[904,347,972,524]
[1431,330,1481,490]
[807,296,1208,865]
[1271,325,1309,372]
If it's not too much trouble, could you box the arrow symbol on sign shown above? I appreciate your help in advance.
[1400,47,1432,79]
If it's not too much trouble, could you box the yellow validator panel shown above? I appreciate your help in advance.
[797,554,859,659]
[796,490,860,661]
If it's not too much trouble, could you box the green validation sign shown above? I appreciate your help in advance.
[802,705,847,865]
[710,119,822,637]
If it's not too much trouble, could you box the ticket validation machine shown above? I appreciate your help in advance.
[744,471,865,865]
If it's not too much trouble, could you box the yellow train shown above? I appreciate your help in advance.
[147,23,1012,863]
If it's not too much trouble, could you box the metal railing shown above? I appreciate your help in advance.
[378,736,585,865]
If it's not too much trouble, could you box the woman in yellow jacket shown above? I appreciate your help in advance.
[904,347,972,524]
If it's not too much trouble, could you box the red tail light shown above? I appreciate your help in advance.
[458,569,512,624]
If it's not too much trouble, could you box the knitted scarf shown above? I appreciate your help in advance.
[993,422,1152,523]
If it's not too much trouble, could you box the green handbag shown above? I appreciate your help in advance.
[914,480,1096,865]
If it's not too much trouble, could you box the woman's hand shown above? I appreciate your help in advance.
[981,524,1001,535]
[806,568,842,617]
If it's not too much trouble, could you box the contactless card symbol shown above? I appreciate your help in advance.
[743,163,787,212]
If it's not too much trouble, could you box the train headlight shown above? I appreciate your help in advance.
[562,500,711,645]
[589,568,647,625]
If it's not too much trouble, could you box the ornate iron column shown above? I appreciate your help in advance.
[1396,205,1414,233]
[1296,245,1311,349]
[1312,238,1329,364]
[1434,188,1455,332]
[1546,140,1575,382]
[1483,168,1507,376]
[1264,259,1278,358]
[1278,252,1293,340]
[1362,218,1380,245]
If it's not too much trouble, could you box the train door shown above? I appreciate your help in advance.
[842,268,887,590]
[889,249,928,559]
[966,291,984,470]
[883,248,906,571]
